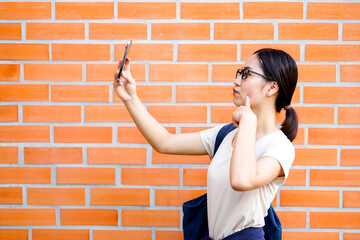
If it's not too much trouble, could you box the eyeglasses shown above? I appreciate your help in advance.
[235,68,273,81]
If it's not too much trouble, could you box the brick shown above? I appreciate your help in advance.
[304,86,360,104]
[280,190,339,207]
[23,105,81,123]
[56,2,114,19]
[308,2,360,20]
[0,84,49,101]
[114,85,172,103]
[308,128,360,145]
[215,23,273,40]
[0,146,18,164]
[341,65,360,82]
[339,107,360,124]
[0,44,48,61]
[87,63,145,82]
[0,209,55,226]
[183,168,207,186]
[241,44,300,61]
[33,229,89,240]
[277,106,334,124]
[55,126,112,143]
[57,167,115,185]
[284,169,306,186]
[341,149,360,167]
[279,23,338,40]
[298,64,336,82]
[343,191,360,208]
[244,2,302,19]
[292,86,301,103]
[283,232,339,240]
[0,64,20,81]
[0,229,28,240]
[277,211,306,228]
[24,147,82,164]
[117,126,176,144]
[157,230,185,240]
[52,85,109,102]
[118,2,176,19]
[152,151,210,164]
[310,212,360,229]
[53,44,110,61]
[61,209,117,226]
[0,105,18,122]
[28,188,85,205]
[294,148,337,166]
[27,22,84,40]
[148,105,207,123]
[0,23,21,40]
[306,44,360,61]
[344,233,360,240]
[178,44,237,62]
[156,230,183,240]
[310,169,360,187]
[122,209,180,227]
[0,167,51,184]
[150,64,208,82]
[155,189,206,206]
[152,23,210,40]
[93,230,152,240]
[24,63,82,81]
[87,147,146,165]
[91,188,149,206]
[176,85,233,103]
[0,126,49,143]
[122,168,180,186]
[0,2,51,19]
[343,23,360,41]
[211,106,239,123]
[213,64,241,82]
[181,2,239,20]
[0,187,22,204]
[89,23,147,40]
[115,43,173,61]
[85,105,131,122]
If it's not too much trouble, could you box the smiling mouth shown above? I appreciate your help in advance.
[233,88,239,94]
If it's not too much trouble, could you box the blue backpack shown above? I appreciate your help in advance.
[183,123,282,240]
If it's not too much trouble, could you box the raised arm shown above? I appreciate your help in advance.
[114,58,207,155]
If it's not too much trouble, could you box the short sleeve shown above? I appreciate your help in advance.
[261,133,295,184]
[199,124,226,159]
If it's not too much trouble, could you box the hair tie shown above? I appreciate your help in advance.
[284,105,292,110]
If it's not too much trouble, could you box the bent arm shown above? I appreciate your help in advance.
[230,121,283,191]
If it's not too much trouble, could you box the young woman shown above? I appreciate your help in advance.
[114,48,298,240]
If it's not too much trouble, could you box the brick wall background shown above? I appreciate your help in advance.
[0,1,359,240]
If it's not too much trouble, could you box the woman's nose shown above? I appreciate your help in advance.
[234,76,241,86]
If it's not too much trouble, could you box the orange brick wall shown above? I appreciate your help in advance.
[0,1,359,240]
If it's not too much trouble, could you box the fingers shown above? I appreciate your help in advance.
[245,96,250,108]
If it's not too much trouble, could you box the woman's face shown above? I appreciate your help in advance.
[233,54,271,108]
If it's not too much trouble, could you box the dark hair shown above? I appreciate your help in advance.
[254,48,298,142]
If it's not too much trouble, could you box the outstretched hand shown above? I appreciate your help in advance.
[113,57,137,102]
[232,96,257,127]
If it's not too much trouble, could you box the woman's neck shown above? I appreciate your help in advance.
[252,105,278,140]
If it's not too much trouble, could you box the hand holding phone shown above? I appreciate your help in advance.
[117,40,132,82]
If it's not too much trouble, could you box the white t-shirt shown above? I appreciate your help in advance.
[200,124,295,240]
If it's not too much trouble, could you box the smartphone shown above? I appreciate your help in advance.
[117,40,133,82]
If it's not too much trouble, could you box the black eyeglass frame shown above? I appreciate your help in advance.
[236,68,273,81]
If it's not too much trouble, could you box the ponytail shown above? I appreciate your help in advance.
[280,107,298,142]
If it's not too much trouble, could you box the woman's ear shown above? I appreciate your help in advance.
[266,81,279,97]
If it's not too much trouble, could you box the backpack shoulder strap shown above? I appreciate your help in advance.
[214,123,237,156]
